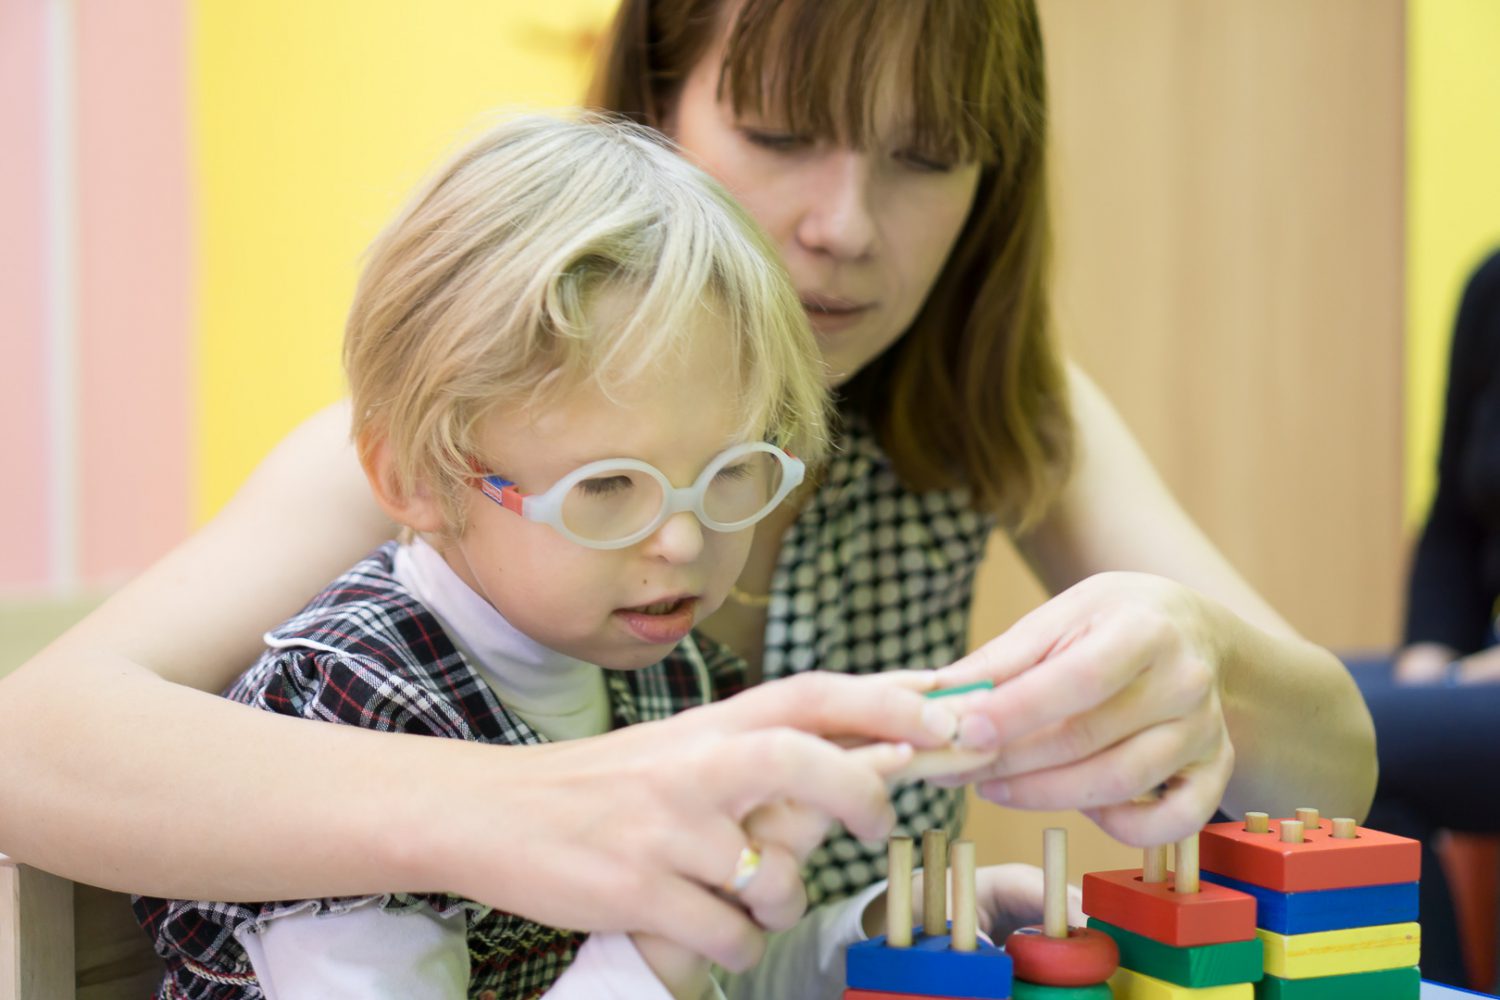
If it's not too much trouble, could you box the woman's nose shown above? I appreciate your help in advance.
[793,150,878,261]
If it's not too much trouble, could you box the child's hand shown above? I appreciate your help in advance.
[860,863,1084,943]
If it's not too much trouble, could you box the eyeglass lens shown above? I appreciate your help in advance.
[559,451,786,542]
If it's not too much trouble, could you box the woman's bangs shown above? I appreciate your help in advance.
[719,0,1009,167]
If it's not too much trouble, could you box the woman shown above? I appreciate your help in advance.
[0,0,1374,971]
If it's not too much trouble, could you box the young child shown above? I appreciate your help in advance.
[130,114,836,1000]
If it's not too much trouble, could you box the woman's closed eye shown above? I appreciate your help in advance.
[740,127,813,154]
[894,148,960,174]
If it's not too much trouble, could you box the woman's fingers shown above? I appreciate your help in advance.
[1081,734,1236,846]
[938,658,1217,786]
[730,840,807,933]
[882,744,1001,784]
[703,727,903,842]
[942,610,1179,750]
[974,716,1226,820]
[743,801,833,861]
[641,875,769,972]
[689,670,955,748]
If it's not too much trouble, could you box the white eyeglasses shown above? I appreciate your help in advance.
[475,442,805,550]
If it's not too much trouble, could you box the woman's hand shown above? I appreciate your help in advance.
[861,863,1083,943]
[928,572,1236,847]
[435,670,958,972]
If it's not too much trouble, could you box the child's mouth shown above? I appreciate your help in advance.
[614,597,697,644]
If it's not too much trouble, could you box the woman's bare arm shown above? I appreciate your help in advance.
[0,403,398,883]
[0,405,960,966]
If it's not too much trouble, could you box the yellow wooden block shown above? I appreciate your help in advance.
[1110,966,1255,999]
[1258,922,1420,979]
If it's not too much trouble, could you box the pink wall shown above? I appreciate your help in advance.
[0,0,53,591]
[0,0,192,595]
[76,0,192,584]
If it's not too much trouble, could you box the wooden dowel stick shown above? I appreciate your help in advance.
[1174,833,1200,894]
[1280,819,1305,844]
[887,836,913,947]
[1142,845,1168,883]
[923,830,949,937]
[951,840,977,952]
[1295,807,1321,831]
[1044,827,1068,938]
[1331,817,1358,839]
[1245,811,1270,834]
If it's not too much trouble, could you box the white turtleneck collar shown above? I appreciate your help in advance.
[392,538,610,743]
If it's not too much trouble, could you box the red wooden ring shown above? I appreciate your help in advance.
[1004,924,1119,987]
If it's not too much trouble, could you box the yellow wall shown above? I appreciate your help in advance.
[190,1,618,520]
[189,1,1500,526]
[1405,0,1500,524]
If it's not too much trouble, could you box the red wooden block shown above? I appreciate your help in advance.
[1005,925,1119,986]
[844,992,990,1000]
[1081,869,1256,946]
[1199,818,1420,892]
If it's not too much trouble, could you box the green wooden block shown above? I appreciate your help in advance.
[1012,981,1113,999]
[1088,917,1262,987]
[1253,966,1419,1000]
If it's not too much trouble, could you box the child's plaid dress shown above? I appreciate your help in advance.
[132,543,746,1000]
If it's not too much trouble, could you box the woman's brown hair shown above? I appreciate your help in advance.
[588,0,1073,532]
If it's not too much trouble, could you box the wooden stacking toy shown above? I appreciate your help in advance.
[1085,831,1262,998]
[845,831,1013,999]
[1199,810,1421,999]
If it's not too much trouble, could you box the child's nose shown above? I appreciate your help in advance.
[644,509,705,563]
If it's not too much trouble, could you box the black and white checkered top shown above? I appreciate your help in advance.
[774,415,999,905]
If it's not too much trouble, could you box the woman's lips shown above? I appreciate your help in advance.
[613,597,698,644]
[801,294,874,333]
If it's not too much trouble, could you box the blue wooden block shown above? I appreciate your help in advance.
[846,929,1013,999]
[1200,870,1418,934]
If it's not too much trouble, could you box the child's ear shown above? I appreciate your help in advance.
[357,431,448,534]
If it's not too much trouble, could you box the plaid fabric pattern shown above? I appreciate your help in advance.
[134,543,741,1000]
[770,416,999,905]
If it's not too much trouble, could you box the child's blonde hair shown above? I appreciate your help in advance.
[345,113,829,532]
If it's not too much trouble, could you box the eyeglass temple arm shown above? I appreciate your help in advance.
[478,475,527,515]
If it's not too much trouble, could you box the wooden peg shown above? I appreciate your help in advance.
[1174,833,1200,894]
[1244,811,1270,834]
[951,840,977,952]
[923,829,949,937]
[1295,807,1321,831]
[1280,819,1305,844]
[1331,817,1358,839]
[1142,844,1168,883]
[886,836,913,947]
[1044,827,1068,938]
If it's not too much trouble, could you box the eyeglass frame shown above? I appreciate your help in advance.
[474,441,805,550]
